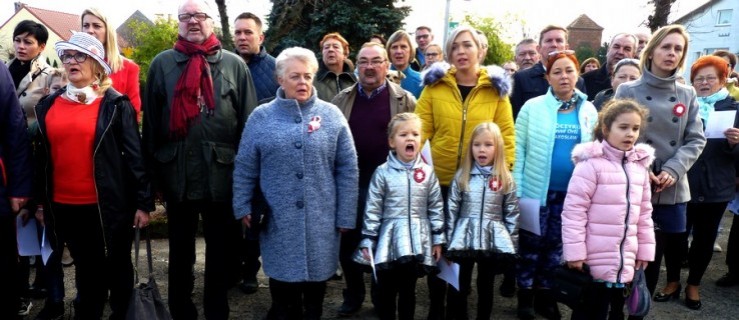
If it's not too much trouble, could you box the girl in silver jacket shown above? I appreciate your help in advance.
[353,113,445,320]
[445,122,520,319]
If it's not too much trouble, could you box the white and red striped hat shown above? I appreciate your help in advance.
[55,32,111,74]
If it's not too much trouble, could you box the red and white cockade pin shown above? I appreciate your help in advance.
[673,103,686,117]
[307,116,322,133]
[413,168,426,183]
[489,177,500,191]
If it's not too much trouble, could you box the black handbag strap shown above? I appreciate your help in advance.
[133,227,154,284]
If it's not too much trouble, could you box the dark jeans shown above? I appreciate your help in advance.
[52,203,134,320]
[727,214,739,274]
[42,240,65,304]
[644,230,684,295]
[0,215,21,318]
[681,202,727,285]
[167,200,242,320]
[570,283,625,320]
[428,186,449,320]
[517,191,566,289]
[447,260,496,320]
[376,263,418,320]
[339,187,368,306]
[267,279,327,320]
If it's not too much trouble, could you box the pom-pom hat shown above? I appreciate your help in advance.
[55,32,111,74]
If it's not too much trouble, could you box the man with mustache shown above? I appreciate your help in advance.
[233,12,278,103]
[582,33,637,101]
[315,32,357,101]
[331,42,417,317]
[142,1,257,319]
[515,38,540,71]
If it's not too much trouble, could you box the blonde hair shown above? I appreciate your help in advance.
[458,123,512,192]
[639,24,689,75]
[81,8,123,73]
[90,61,113,94]
[45,68,67,89]
[387,112,421,137]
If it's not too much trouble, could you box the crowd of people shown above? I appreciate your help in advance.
[2,0,739,319]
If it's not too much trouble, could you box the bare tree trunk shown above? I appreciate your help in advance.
[215,0,233,50]
[648,0,676,32]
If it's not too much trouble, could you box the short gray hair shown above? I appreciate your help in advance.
[275,47,319,79]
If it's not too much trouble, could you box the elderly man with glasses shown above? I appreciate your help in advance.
[330,42,417,317]
[582,33,638,101]
[142,0,257,319]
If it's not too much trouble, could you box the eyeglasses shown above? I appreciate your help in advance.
[693,76,719,84]
[548,49,575,57]
[178,12,210,22]
[60,52,88,64]
[357,59,386,68]
[425,52,440,58]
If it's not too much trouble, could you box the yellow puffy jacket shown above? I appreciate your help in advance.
[416,63,515,186]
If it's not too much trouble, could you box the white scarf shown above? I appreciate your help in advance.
[65,83,99,104]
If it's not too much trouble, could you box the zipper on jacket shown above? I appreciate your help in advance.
[455,88,476,170]
[479,175,487,249]
[91,101,119,256]
[407,169,415,253]
[616,154,631,284]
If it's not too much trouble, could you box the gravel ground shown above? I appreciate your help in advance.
[24,211,739,319]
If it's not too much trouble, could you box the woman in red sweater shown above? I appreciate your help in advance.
[35,32,152,320]
[81,8,141,117]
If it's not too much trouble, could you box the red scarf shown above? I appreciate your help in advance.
[170,34,221,139]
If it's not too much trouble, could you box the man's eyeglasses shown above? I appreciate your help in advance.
[693,76,718,84]
[178,12,210,22]
[60,52,88,64]
[358,59,386,68]
[548,49,576,57]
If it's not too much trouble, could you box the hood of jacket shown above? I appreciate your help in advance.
[421,61,512,97]
[571,140,655,168]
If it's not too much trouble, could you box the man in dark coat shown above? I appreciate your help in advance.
[510,25,587,120]
[582,33,637,101]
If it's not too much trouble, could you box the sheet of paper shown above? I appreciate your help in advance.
[368,248,377,283]
[518,197,541,236]
[436,258,460,290]
[16,215,41,256]
[705,110,737,139]
[41,228,53,265]
[421,139,433,167]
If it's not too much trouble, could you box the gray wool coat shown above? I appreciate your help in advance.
[615,68,706,204]
[233,87,359,282]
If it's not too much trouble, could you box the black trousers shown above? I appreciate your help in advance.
[428,186,450,320]
[339,187,368,305]
[52,203,134,320]
[727,214,739,275]
[167,200,242,320]
[267,279,327,320]
[447,260,496,320]
[571,283,625,320]
[681,202,727,285]
[0,215,21,319]
[376,263,418,320]
[644,230,683,295]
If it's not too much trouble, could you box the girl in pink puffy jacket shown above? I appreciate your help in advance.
[562,99,657,320]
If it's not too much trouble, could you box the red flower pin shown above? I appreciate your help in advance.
[413,168,426,183]
[489,177,500,191]
[673,103,686,117]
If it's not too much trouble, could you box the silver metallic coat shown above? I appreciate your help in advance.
[353,152,445,270]
[446,167,520,258]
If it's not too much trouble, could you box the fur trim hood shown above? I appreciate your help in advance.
[571,140,655,168]
[421,61,512,97]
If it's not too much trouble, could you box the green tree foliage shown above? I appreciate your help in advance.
[575,45,596,66]
[461,15,513,66]
[128,19,179,85]
[265,0,410,60]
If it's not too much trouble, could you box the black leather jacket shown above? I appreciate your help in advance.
[34,87,154,252]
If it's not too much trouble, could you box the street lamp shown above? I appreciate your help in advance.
[442,0,471,45]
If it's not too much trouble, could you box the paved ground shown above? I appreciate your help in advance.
[24,211,739,319]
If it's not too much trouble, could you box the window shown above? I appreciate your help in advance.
[717,9,732,25]
[704,48,730,55]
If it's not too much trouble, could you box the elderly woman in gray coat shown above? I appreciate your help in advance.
[614,25,706,309]
[233,47,359,320]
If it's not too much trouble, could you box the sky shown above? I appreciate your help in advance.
[1,0,709,46]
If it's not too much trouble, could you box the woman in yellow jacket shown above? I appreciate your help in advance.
[415,26,514,319]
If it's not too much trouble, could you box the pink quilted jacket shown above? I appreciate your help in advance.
[562,140,656,284]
